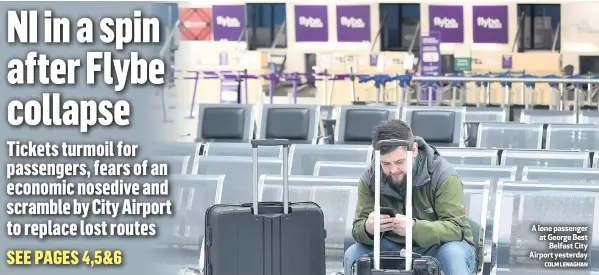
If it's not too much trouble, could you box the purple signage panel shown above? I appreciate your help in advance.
[295,5,328,42]
[369,54,378,66]
[420,32,442,76]
[420,32,442,101]
[472,6,509,43]
[212,5,246,41]
[428,5,464,43]
[336,5,370,42]
[502,55,513,69]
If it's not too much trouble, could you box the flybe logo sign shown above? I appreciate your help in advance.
[298,16,324,28]
[477,17,502,29]
[215,16,241,28]
[340,16,365,28]
[433,17,459,29]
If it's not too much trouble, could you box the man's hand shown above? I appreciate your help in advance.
[391,214,416,236]
[365,211,395,235]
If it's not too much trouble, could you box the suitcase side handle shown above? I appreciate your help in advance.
[251,139,290,148]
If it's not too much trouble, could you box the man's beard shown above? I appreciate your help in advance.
[385,173,405,185]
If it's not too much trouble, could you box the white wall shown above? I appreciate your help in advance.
[560,2,599,71]
[561,2,599,53]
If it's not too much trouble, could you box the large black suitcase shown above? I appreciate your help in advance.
[354,140,443,275]
[203,139,327,275]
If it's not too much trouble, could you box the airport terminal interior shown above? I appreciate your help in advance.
[150,2,599,275]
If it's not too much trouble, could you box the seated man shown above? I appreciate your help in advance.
[343,120,478,275]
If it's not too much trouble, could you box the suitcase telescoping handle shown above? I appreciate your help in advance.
[251,139,290,216]
[373,139,413,272]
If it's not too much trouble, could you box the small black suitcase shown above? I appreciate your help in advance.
[203,139,327,275]
[354,252,443,275]
[354,140,443,275]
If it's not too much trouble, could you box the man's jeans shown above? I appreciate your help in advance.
[343,238,476,275]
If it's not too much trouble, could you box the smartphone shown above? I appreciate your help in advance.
[380,207,395,217]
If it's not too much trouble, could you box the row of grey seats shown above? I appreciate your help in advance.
[155,142,599,215]
[475,122,599,151]
[466,109,599,150]
[520,108,599,124]
[314,161,599,184]
[195,103,599,150]
[195,103,465,146]
[151,141,599,177]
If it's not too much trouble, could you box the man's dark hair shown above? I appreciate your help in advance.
[372,119,414,154]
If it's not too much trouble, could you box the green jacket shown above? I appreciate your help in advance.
[352,137,482,269]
